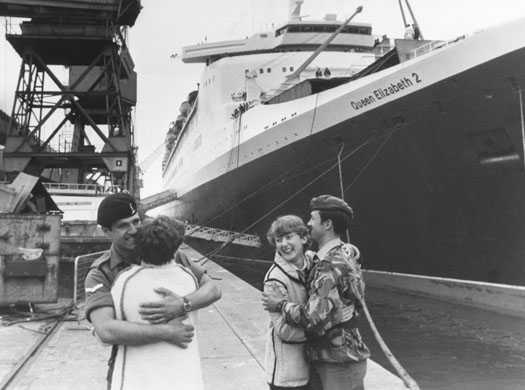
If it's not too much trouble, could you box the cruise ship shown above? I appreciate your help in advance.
[159,0,525,286]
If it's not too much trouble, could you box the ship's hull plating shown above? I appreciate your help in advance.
[163,40,525,286]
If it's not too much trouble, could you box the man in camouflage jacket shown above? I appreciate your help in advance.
[263,195,370,390]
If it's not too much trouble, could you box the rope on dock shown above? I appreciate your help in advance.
[361,299,421,390]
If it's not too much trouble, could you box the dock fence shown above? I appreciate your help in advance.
[73,251,106,318]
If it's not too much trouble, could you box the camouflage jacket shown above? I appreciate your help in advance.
[281,239,370,363]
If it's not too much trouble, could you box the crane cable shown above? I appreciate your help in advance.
[336,142,421,390]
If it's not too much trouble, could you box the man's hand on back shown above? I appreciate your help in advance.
[161,314,194,348]
[139,287,184,323]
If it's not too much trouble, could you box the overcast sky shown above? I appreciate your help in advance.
[2,0,525,197]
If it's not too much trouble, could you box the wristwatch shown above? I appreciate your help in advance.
[182,296,192,312]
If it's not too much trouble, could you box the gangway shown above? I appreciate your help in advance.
[185,224,262,248]
[139,190,262,248]
[139,189,178,213]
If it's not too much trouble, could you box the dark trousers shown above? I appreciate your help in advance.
[314,360,367,390]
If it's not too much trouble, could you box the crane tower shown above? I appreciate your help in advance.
[0,0,142,198]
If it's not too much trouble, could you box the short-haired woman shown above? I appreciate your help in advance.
[264,215,314,390]
[110,215,203,390]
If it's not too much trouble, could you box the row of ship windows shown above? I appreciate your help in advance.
[169,112,299,176]
[246,66,296,75]
[193,112,298,152]
[276,25,372,36]
[169,129,300,178]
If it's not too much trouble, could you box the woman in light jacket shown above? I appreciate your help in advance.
[264,215,314,390]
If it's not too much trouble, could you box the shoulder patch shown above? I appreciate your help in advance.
[85,283,103,294]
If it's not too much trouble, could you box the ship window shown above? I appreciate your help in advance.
[313,26,324,32]
[260,33,268,38]
[282,67,286,72]
[289,66,294,72]
[267,68,271,73]
[302,26,313,32]
[325,26,337,33]
[288,26,300,33]
[276,27,289,36]
[259,68,264,74]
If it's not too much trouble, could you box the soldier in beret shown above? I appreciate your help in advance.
[84,192,221,387]
[263,195,370,390]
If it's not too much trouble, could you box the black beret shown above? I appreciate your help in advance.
[97,192,138,228]
[310,195,353,218]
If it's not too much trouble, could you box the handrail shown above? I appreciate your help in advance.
[43,182,121,195]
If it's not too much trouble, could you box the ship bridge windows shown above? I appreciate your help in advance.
[275,24,371,37]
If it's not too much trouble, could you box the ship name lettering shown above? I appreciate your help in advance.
[351,75,421,111]
[350,95,376,110]
[374,77,414,100]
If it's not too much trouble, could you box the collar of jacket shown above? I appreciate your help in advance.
[273,252,313,284]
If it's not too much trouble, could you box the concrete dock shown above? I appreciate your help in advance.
[0,256,407,389]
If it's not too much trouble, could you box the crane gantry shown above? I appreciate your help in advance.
[0,0,142,198]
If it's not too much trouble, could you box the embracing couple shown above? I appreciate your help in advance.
[262,195,370,390]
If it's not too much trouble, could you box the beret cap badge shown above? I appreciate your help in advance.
[97,192,138,228]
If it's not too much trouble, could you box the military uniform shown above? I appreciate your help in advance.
[281,239,370,364]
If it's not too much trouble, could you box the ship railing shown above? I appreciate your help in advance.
[261,62,371,103]
[185,224,262,248]
[408,31,480,59]
[43,182,121,196]
[408,40,450,59]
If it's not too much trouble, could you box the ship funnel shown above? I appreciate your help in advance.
[289,0,304,20]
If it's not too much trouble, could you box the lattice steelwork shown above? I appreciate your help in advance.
[0,0,141,198]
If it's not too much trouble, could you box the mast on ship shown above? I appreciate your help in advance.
[288,0,304,21]
[398,0,423,39]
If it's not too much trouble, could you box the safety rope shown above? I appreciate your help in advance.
[361,300,421,390]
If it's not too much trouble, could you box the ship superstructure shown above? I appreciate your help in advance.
[162,4,383,194]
